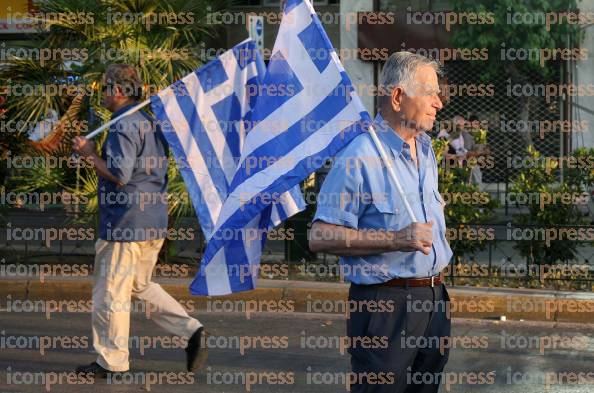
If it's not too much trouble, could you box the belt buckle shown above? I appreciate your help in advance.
[430,275,435,287]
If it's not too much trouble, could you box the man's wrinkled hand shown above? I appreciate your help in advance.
[394,221,434,255]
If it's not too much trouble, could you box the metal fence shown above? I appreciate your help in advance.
[2,209,593,288]
[433,60,563,184]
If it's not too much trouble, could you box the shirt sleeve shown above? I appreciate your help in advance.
[313,146,366,230]
[103,122,139,185]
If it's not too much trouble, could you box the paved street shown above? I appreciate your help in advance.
[1,310,593,392]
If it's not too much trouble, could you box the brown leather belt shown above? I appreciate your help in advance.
[379,271,445,288]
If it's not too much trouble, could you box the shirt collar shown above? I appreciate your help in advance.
[111,103,138,120]
[373,113,431,159]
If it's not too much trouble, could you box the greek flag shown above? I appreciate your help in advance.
[187,0,372,295]
[151,40,305,251]
[151,39,304,239]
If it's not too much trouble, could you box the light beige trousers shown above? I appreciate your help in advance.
[92,238,201,371]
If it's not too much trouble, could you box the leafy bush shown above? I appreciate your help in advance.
[510,146,594,264]
[433,138,499,261]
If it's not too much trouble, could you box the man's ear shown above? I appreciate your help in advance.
[390,86,404,112]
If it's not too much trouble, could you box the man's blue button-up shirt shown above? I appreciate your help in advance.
[313,114,453,284]
[98,104,169,242]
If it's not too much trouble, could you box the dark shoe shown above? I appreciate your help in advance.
[75,362,111,378]
[185,327,208,372]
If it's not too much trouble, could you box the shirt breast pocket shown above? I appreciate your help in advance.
[430,189,448,235]
[432,189,446,210]
[370,199,407,232]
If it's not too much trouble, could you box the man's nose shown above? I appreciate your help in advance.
[434,94,443,111]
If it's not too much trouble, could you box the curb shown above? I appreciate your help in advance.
[1,277,593,324]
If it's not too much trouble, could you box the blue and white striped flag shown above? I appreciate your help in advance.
[151,39,305,255]
[189,0,372,295]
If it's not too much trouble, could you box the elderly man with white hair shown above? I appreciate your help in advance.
[309,52,453,392]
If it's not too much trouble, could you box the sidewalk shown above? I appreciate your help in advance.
[1,275,593,324]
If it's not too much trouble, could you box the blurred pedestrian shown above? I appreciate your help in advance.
[72,64,206,378]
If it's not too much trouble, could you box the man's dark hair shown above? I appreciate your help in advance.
[104,64,143,100]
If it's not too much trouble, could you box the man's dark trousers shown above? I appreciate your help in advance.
[347,283,451,393]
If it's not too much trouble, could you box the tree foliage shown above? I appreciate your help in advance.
[449,0,584,147]
[1,0,226,217]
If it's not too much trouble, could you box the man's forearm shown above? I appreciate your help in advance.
[309,222,397,256]
[309,221,433,256]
